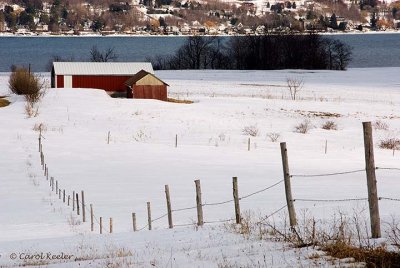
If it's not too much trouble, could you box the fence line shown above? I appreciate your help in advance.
[291,166,400,179]
[293,197,368,203]
[291,169,366,178]
[257,204,288,225]
[137,212,171,231]
[379,197,400,202]
[152,213,169,223]
[203,199,233,207]
[376,167,400,171]
[174,223,195,227]
[204,218,234,224]
[171,179,284,213]
[38,134,111,234]
[172,205,197,213]
[239,179,284,200]
[39,132,287,234]
[36,122,400,237]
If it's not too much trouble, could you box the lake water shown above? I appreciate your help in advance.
[0,33,399,72]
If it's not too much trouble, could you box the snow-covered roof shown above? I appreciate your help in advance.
[53,62,154,76]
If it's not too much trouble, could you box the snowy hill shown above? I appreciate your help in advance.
[0,68,399,267]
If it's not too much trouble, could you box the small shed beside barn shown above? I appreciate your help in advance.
[124,70,169,101]
[51,62,154,94]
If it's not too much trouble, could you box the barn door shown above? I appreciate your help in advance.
[64,75,72,88]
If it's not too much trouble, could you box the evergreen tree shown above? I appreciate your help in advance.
[370,12,378,29]
[330,13,338,29]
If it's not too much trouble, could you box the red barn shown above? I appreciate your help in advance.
[124,70,169,101]
[51,62,154,94]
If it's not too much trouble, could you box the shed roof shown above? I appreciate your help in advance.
[53,62,154,76]
[124,70,169,86]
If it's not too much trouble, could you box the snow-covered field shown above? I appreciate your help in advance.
[0,68,399,267]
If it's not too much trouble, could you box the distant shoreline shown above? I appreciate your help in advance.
[0,30,399,38]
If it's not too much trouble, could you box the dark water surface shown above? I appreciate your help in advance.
[0,34,399,71]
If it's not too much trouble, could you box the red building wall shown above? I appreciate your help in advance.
[133,85,167,101]
[57,75,64,88]
[72,75,132,92]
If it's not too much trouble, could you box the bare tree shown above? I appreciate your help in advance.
[332,40,352,70]
[89,46,118,62]
[324,39,352,70]
[286,77,304,100]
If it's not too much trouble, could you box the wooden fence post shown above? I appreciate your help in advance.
[248,138,250,151]
[58,189,61,199]
[81,191,86,222]
[110,218,113,233]
[90,204,94,231]
[325,140,328,154]
[165,185,173,229]
[175,134,178,148]
[68,195,70,206]
[46,167,48,180]
[194,180,204,226]
[147,202,152,230]
[107,131,110,144]
[63,189,65,203]
[232,177,241,224]
[76,193,80,216]
[132,213,137,232]
[100,217,103,234]
[51,177,54,191]
[280,142,297,227]
[56,180,58,195]
[363,121,381,238]
[72,191,75,211]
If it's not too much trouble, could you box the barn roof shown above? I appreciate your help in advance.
[53,62,154,76]
[124,70,169,86]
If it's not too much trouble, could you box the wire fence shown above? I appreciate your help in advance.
[38,133,290,233]
[103,131,288,151]
[293,197,369,203]
[291,169,366,178]
[291,166,400,179]
[257,204,288,226]
[379,197,400,202]
[39,134,112,234]
[36,131,400,236]
[376,167,400,171]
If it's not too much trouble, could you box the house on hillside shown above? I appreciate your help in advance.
[124,70,168,101]
[51,62,168,101]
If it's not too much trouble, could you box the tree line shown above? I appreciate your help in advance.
[148,34,352,71]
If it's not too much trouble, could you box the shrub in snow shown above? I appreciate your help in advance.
[242,125,259,137]
[379,138,400,150]
[373,120,389,131]
[32,123,47,132]
[387,217,400,251]
[133,129,150,142]
[9,67,44,102]
[267,132,281,142]
[287,77,304,100]
[322,121,338,130]
[294,119,313,134]
[9,67,46,117]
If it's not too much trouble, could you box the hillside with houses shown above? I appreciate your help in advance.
[0,0,399,36]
